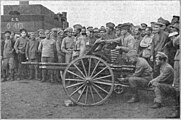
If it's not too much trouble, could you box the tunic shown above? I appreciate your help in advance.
[38,38,56,58]
[25,39,39,59]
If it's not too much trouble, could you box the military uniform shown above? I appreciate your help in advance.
[125,50,152,103]
[38,37,56,82]
[151,22,169,78]
[61,28,74,63]
[149,52,175,108]
[25,38,39,80]
[2,38,15,81]
[72,35,86,59]
[14,36,29,80]
[72,24,86,60]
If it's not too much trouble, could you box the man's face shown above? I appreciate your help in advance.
[155,57,162,66]
[5,33,11,39]
[120,29,127,35]
[115,28,121,37]
[152,25,160,33]
[74,28,80,35]
[52,31,57,38]
[144,28,151,35]
[21,31,26,37]
[170,26,178,33]
[30,33,36,39]
[106,27,111,33]
[99,31,106,38]
[134,28,140,35]
[58,31,64,38]
[160,24,166,31]
[66,31,72,37]
[45,30,50,39]
[171,17,179,23]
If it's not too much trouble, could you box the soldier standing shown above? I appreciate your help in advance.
[61,27,74,63]
[56,29,65,63]
[2,31,15,82]
[25,32,39,80]
[72,24,86,59]
[14,29,29,80]
[38,30,56,82]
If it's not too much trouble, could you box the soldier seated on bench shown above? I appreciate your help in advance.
[148,52,176,109]
[120,50,153,103]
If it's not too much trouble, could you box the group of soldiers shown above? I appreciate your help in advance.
[1,15,180,118]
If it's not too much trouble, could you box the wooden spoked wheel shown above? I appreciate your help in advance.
[63,55,114,106]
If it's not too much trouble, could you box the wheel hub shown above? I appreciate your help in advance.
[85,77,92,85]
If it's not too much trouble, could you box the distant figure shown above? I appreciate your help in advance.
[25,32,39,80]
[61,27,74,63]
[38,30,56,82]
[2,31,15,82]
[14,29,29,80]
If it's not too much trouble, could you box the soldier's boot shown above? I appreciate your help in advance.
[50,72,54,83]
[35,65,38,80]
[9,69,15,81]
[127,88,139,103]
[41,70,46,82]
[2,70,7,82]
[28,68,34,80]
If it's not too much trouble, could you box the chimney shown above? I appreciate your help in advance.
[19,1,29,5]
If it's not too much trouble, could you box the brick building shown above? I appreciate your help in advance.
[1,1,69,33]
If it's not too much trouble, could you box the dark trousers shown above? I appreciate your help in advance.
[17,53,27,79]
[41,57,54,82]
[29,59,38,79]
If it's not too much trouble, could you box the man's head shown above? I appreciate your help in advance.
[45,30,51,39]
[88,28,94,37]
[141,23,147,30]
[99,28,106,38]
[169,23,179,33]
[134,26,141,35]
[155,52,168,66]
[151,22,163,33]
[51,28,57,38]
[106,22,115,34]
[57,29,64,38]
[73,24,82,36]
[126,50,138,64]
[93,28,100,38]
[120,24,130,36]
[64,27,73,37]
[169,31,179,41]
[38,29,45,38]
[30,32,36,40]
[171,15,180,24]
[4,31,11,39]
[20,29,27,38]
[115,26,121,37]
[81,27,87,36]
[144,27,152,36]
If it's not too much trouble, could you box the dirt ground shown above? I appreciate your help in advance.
[1,79,176,119]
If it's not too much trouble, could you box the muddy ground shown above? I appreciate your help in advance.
[1,80,176,119]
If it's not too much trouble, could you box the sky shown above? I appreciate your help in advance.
[1,0,180,28]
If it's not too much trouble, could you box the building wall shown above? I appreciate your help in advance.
[2,4,69,33]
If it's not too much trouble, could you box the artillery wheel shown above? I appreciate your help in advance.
[63,55,114,106]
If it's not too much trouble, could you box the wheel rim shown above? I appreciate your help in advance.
[63,55,114,106]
